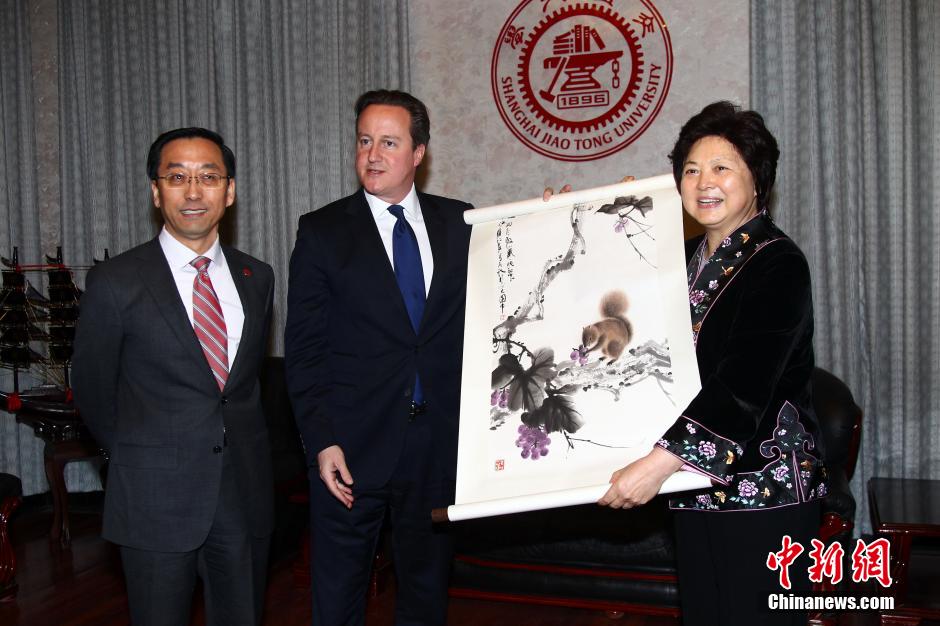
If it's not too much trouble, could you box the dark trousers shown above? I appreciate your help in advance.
[119,452,270,626]
[674,501,821,626]
[309,417,453,626]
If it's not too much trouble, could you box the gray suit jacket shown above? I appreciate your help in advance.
[72,238,275,552]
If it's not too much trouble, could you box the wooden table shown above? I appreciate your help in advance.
[868,477,940,625]
[7,395,105,548]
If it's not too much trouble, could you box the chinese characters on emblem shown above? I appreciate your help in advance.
[767,536,893,590]
[632,12,656,37]
[541,0,615,12]
[504,26,525,49]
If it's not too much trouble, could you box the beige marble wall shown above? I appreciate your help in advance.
[410,0,749,207]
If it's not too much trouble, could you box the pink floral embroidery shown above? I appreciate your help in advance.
[698,441,717,458]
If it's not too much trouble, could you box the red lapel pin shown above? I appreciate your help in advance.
[242,267,252,277]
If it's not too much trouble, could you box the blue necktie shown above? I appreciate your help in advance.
[388,204,425,404]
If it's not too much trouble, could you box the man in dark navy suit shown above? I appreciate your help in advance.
[73,128,274,626]
[284,90,471,625]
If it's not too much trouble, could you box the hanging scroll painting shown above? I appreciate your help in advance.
[451,174,710,521]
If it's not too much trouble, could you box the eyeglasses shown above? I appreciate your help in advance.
[154,172,231,188]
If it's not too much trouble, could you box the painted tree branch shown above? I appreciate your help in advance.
[492,204,590,350]
[492,195,655,351]
[552,340,674,402]
[489,340,676,431]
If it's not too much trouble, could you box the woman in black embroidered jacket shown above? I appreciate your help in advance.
[597,101,827,625]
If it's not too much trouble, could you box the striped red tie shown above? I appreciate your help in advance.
[190,256,228,390]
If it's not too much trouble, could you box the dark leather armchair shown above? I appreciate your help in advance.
[448,367,863,618]
[813,368,863,547]
[0,473,22,602]
[259,357,309,565]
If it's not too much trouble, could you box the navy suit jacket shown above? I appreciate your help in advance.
[72,238,275,551]
[284,189,472,503]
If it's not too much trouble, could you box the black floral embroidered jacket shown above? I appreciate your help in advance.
[657,212,828,511]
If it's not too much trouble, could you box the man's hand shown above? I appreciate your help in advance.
[542,184,572,202]
[542,176,635,202]
[597,446,684,509]
[317,445,354,508]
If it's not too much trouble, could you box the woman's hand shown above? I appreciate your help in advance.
[597,446,684,509]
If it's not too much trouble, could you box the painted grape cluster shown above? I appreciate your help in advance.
[569,347,588,366]
[515,424,551,460]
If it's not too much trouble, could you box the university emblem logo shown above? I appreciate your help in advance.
[492,0,673,161]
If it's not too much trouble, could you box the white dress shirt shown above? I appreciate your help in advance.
[364,185,434,296]
[158,227,245,366]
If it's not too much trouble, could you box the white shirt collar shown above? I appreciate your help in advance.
[158,227,224,271]
[363,185,422,222]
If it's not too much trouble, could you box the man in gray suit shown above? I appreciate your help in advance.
[72,127,275,626]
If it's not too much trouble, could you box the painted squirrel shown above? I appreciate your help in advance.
[581,291,633,363]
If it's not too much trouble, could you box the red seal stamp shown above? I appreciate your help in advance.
[492,0,673,161]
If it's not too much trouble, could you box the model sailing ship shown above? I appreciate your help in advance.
[0,247,85,417]
[2,247,110,548]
